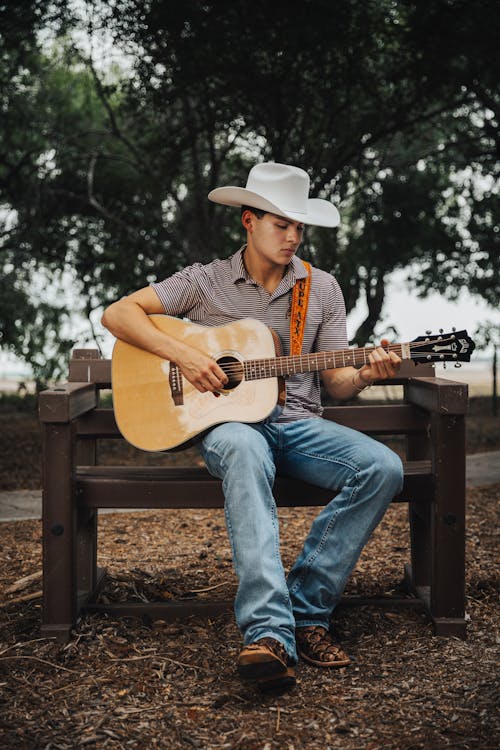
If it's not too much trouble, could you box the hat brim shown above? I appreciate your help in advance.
[208,187,340,228]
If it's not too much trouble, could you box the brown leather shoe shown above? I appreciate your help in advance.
[237,637,291,680]
[257,666,296,694]
[296,625,350,668]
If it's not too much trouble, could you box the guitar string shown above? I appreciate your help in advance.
[217,356,459,378]
[218,352,463,376]
[212,337,466,377]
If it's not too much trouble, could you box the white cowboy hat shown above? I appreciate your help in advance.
[208,162,340,228]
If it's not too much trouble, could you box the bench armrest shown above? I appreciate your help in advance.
[404,377,468,415]
[39,382,98,423]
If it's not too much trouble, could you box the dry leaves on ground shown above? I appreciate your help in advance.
[0,485,498,749]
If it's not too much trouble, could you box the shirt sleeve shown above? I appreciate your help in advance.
[151,264,203,316]
[314,274,349,353]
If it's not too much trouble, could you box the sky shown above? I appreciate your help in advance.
[347,269,499,348]
[0,271,497,380]
[1,6,497,377]
[64,269,500,359]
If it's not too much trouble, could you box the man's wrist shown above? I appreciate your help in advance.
[352,370,373,393]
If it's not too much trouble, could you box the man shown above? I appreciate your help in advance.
[102,162,403,693]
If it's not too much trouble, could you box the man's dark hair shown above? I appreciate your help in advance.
[240,205,266,219]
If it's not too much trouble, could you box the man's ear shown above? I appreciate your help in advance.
[241,209,253,231]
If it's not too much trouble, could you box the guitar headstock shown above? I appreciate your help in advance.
[410,330,475,364]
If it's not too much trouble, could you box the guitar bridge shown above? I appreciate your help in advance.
[168,362,184,406]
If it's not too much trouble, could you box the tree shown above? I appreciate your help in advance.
[0,1,78,382]
[474,321,499,416]
[1,0,498,378]
[103,0,500,339]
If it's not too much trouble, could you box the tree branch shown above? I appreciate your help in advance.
[87,154,140,235]
[82,53,151,176]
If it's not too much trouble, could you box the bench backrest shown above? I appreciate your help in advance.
[57,348,438,444]
[68,347,436,388]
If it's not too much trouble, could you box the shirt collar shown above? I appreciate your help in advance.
[230,246,308,285]
[230,246,249,283]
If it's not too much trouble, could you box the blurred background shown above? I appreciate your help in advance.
[0,0,498,393]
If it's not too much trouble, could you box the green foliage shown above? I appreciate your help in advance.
[0,392,38,412]
[0,0,498,377]
[474,321,500,350]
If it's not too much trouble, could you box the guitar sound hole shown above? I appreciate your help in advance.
[217,356,244,390]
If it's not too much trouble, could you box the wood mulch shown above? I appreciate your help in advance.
[0,395,498,748]
[0,482,498,749]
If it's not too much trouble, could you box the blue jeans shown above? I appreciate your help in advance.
[200,417,403,663]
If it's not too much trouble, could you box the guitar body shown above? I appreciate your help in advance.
[112,316,281,452]
[112,317,475,453]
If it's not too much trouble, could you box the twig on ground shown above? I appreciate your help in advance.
[0,590,42,608]
[109,654,200,671]
[188,581,230,594]
[4,570,42,594]
[0,655,79,673]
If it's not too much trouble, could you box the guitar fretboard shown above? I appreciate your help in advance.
[243,344,407,381]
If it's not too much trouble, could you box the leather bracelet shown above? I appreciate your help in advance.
[352,371,372,393]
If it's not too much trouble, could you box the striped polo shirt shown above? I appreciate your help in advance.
[152,246,348,422]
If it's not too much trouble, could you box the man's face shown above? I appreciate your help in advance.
[245,211,305,267]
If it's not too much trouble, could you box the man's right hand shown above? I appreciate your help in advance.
[177,345,229,395]
[102,287,174,356]
[102,287,228,395]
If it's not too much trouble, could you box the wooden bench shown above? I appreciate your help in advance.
[39,349,469,642]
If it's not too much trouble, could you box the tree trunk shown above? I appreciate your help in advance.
[493,346,497,418]
[352,273,386,346]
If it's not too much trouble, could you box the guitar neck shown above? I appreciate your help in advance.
[243,343,410,381]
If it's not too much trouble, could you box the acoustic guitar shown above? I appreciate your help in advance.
[111,315,475,452]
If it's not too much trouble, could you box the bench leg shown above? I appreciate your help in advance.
[406,502,432,602]
[429,413,467,638]
[76,507,98,608]
[41,423,77,642]
[405,432,432,601]
[76,439,98,609]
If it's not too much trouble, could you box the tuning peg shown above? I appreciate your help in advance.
[452,327,456,332]
[426,330,432,335]
[454,362,462,368]
[439,328,444,333]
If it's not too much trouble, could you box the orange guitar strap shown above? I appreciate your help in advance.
[290,261,312,355]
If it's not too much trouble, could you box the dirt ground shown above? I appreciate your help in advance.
[0,396,499,749]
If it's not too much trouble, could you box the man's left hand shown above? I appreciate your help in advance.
[356,339,401,386]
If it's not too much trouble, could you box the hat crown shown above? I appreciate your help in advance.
[246,163,309,215]
[207,161,340,227]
